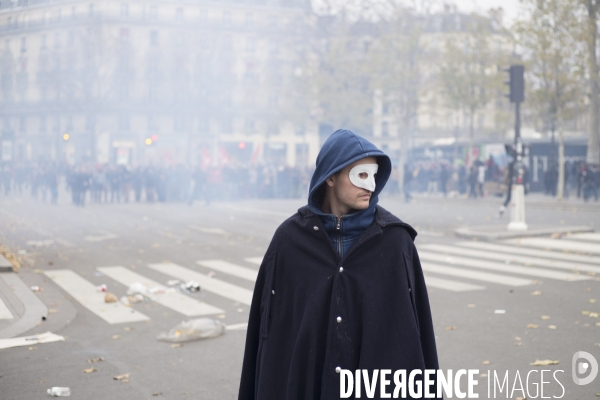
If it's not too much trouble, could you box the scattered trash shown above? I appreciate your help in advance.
[157,318,225,343]
[148,286,167,295]
[0,332,65,350]
[104,293,118,303]
[83,368,96,374]
[153,392,163,396]
[113,373,130,381]
[166,280,180,286]
[120,296,131,306]
[467,304,476,308]
[207,271,216,278]
[526,324,539,329]
[28,346,36,350]
[179,281,200,293]
[582,310,591,315]
[444,326,457,331]
[87,357,104,363]
[47,387,71,397]
[18,250,26,255]
[482,360,490,365]
[531,291,543,296]
[48,309,58,314]
[550,233,562,239]
[112,335,122,340]
[225,323,248,331]
[494,310,506,314]
[127,282,148,297]
[541,315,550,320]
[94,272,104,277]
[123,327,132,332]
[34,269,44,274]
[236,308,244,313]
[530,359,559,366]
[548,325,557,330]
[590,299,597,303]
[30,286,42,292]
[170,343,183,348]
[590,312,599,318]
[96,284,107,292]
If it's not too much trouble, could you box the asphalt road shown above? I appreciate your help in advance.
[0,193,599,399]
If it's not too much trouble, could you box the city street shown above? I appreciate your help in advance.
[0,194,599,399]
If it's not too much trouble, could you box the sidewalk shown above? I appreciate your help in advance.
[395,192,600,211]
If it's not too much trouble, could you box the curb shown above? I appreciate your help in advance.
[0,254,13,273]
[454,225,594,241]
[0,272,48,339]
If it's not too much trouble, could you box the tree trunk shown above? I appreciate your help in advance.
[586,1,600,164]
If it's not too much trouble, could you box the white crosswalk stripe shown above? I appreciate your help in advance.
[423,275,485,292]
[419,251,591,282]
[97,266,224,317]
[563,232,600,242]
[148,263,254,305]
[244,257,263,266]
[505,237,600,255]
[422,263,533,286]
[44,269,150,324]
[457,242,600,266]
[197,260,258,282]
[0,298,14,319]
[421,244,600,275]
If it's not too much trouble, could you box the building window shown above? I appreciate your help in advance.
[222,11,230,26]
[41,34,46,50]
[223,35,232,51]
[68,30,75,46]
[382,121,389,137]
[119,114,130,130]
[40,115,47,133]
[89,4,94,16]
[246,37,254,53]
[54,32,60,48]
[120,28,130,41]
[150,30,158,46]
[148,115,158,132]
[19,116,26,133]
[121,3,129,18]
[71,6,76,19]
[176,7,183,21]
[20,37,26,53]
[149,4,157,19]
[245,13,253,27]
[269,16,277,28]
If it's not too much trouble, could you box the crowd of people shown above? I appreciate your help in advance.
[0,157,598,206]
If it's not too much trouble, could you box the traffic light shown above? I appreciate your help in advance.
[505,65,525,103]
[63,133,70,141]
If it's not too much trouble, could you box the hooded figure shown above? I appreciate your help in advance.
[238,129,441,400]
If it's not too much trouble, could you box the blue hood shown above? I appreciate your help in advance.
[308,129,392,258]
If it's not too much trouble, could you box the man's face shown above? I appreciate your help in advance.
[326,156,378,212]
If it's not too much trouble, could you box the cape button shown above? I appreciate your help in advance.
[408,288,412,293]
[313,226,319,231]
[335,366,341,373]
[339,266,344,273]
[272,290,275,295]
[336,316,342,323]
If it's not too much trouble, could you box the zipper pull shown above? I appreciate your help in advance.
[336,216,341,230]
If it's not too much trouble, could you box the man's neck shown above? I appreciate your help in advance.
[321,195,351,218]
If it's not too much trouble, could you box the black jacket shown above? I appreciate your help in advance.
[238,204,441,400]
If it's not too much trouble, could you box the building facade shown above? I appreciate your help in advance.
[0,0,320,167]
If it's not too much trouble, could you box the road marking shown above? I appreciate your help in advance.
[505,238,600,255]
[55,238,75,247]
[423,275,485,291]
[189,226,229,235]
[84,233,118,242]
[97,266,224,317]
[43,269,149,324]
[457,242,600,265]
[197,260,258,282]
[419,252,591,282]
[422,263,533,286]
[421,244,600,274]
[26,239,55,247]
[563,232,600,242]
[0,298,13,319]
[244,257,263,266]
[226,323,248,330]
[148,263,253,305]
[213,204,292,218]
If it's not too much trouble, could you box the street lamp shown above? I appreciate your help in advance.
[504,65,528,231]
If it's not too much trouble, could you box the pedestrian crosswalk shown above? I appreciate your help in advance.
[36,232,598,324]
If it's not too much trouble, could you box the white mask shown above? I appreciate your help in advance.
[348,163,378,192]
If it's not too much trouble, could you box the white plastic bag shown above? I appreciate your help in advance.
[157,318,225,343]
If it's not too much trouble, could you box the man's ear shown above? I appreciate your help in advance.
[325,175,335,187]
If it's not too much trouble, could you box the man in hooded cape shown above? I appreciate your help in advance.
[238,129,441,399]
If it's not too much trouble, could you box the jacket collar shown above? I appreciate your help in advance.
[298,204,418,241]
